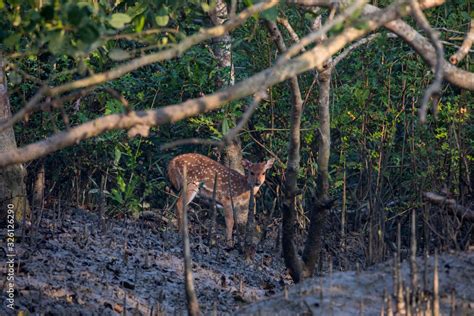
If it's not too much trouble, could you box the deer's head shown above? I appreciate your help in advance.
[241,158,275,188]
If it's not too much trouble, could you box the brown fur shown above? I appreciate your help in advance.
[167,153,274,244]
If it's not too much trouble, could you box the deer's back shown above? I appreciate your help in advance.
[167,153,248,199]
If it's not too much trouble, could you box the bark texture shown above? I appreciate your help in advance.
[302,64,332,276]
[266,20,305,282]
[0,54,29,222]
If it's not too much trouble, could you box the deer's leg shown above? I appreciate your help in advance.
[223,202,235,247]
[176,183,199,231]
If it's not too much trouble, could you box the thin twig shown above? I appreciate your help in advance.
[409,0,445,123]
[277,18,303,47]
[222,90,267,144]
[0,87,94,132]
[449,20,474,65]
[104,87,130,112]
[332,33,381,66]
[181,165,201,316]
[161,90,267,151]
[102,28,180,41]
[279,0,368,64]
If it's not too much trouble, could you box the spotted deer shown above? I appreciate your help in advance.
[167,153,274,245]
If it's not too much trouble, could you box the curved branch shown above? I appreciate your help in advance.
[291,0,474,91]
[449,20,474,65]
[409,0,444,123]
[423,192,474,222]
[0,0,278,133]
[0,0,444,168]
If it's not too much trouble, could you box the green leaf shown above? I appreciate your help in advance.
[135,15,145,33]
[126,2,147,19]
[77,23,99,44]
[111,189,123,204]
[114,147,122,165]
[155,7,169,26]
[261,6,278,22]
[40,5,55,21]
[222,118,229,134]
[3,33,21,49]
[109,13,132,29]
[155,14,169,27]
[117,175,126,192]
[48,31,66,54]
[68,4,86,26]
[109,48,131,61]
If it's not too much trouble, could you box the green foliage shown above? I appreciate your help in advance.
[3,0,473,227]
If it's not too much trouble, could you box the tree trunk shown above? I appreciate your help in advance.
[210,0,244,174]
[0,53,30,223]
[302,63,333,277]
[266,20,305,282]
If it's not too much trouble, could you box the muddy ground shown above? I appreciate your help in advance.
[1,207,473,315]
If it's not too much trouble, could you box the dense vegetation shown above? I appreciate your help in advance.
[0,0,472,313]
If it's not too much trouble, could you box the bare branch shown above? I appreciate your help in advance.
[277,18,303,46]
[222,90,267,144]
[0,0,278,133]
[449,20,474,65]
[409,0,444,124]
[0,0,445,168]
[160,90,267,151]
[289,0,445,9]
[279,0,368,64]
[181,166,201,316]
[423,192,474,222]
[291,0,474,91]
[102,27,180,41]
[332,33,381,66]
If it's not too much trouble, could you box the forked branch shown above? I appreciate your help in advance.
[0,0,445,168]
[0,0,279,133]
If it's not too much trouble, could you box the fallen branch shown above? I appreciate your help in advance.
[423,192,474,222]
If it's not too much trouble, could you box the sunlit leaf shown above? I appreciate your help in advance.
[155,15,169,27]
[155,7,169,26]
[109,13,132,29]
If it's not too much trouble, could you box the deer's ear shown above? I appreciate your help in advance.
[265,158,275,170]
[241,159,252,169]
